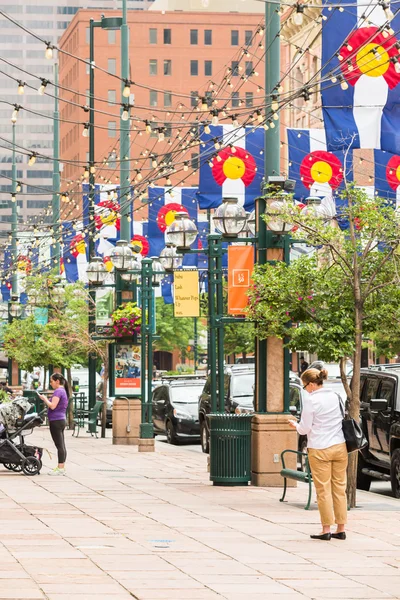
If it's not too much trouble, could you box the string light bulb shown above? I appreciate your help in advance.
[17,81,25,95]
[204,123,211,134]
[183,162,189,171]
[339,75,349,90]
[122,79,131,98]
[11,194,16,203]
[11,105,20,123]
[158,129,165,142]
[211,111,219,126]
[38,79,48,95]
[84,166,89,179]
[392,56,400,74]
[380,1,394,21]
[151,155,158,168]
[200,97,208,111]
[145,120,152,134]
[121,104,130,121]
[45,43,53,60]
[82,122,89,137]
[16,182,21,193]
[90,163,96,174]
[271,94,279,112]
[293,4,305,26]
[28,153,37,166]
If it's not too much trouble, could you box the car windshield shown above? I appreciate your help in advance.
[325,362,352,379]
[232,373,254,398]
[171,385,204,403]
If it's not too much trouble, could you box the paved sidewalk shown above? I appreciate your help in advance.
[0,428,399,599]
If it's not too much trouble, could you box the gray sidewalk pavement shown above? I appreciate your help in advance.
[0,428,400,600]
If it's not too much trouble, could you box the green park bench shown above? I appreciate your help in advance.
[280,449,313,510]
[73,400,103,438]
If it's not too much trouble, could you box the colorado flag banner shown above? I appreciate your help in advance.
[374,149,400,206]
[198,125,264,209]
[287,128,353,204]
[321,0,400,153]
[62,221,88,283]
[147,187,199,267]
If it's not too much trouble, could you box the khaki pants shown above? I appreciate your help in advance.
[308,442,348,526]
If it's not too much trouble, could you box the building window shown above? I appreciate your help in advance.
[150,90,158,106]
[190,29,198,44]
[108,30,116,44]
[164,92,172,107]
[191,153,199,170]
[231,61,239,76]
[164,123,172,138]
[232,92,240,108]
[204,60,212,76]
[108,59,116,74]
[245,92,253,107]
[86,27,90,44]
[205,91,213,107]
[163,28,171,44]
[85,58,90,75]
[108,89,116,104]
[164,59,172,75]
[149,28,157,44]
[245,30,252,45]
[190,91,198,107]
[231,30,239,45]
[204,29,212,45]
[190,60,198,76]
[245,61,253,76]
[108,121,116,138]
[149,59,157,75]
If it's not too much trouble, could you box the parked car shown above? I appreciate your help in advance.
[152,375,206,444]
[199,365,308,455]
[354,364,400,497]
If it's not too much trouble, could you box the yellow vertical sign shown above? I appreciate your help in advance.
[173,271,200,317]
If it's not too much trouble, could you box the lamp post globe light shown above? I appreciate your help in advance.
[0,302,8,321]
[166,212,198,250]
[110,240,135,271]
[247,209,256,236]
[159,243,183,272]
[120,254,141,282]
[28,289,41,307]
[50,284,66,307]
[213,197,247,237]
[267,199,293,235]
[86,256,107,286]
[150,257,164,286]
[9,295,22,319]
[301,197,332,220]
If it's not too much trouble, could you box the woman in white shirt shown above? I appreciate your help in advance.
[289,367,347,541]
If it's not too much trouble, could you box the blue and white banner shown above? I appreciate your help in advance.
[147,187,199,266]
[321,0,400,152]
[374,149,400,205]
[287,128,353,207]
[198,125,264,210]
[62,221,88,283]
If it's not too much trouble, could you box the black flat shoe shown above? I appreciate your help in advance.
[331,532,346,540]
[310,533,331,540]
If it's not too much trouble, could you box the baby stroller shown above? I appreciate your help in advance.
[0,397,44,476]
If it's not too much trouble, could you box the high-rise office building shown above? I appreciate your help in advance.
[0,0,155,237]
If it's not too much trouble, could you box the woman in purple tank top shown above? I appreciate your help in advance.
[39,373,70,476]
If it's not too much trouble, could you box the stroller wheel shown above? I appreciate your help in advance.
[11,464,22,472]
[21,457,40,476]
[4,463,15,471]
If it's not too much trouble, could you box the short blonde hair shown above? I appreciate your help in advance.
[301,368,328,387]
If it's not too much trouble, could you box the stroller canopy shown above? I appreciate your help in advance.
[0,397,32,430]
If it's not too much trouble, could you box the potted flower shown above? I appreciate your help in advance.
[109,302,142,338]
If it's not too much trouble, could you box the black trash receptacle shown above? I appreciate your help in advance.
[209,413,253,486]
[23,390,44,414]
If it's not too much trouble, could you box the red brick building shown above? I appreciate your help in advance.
[58,9,266,219]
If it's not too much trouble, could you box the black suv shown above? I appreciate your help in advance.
[198,366,306,454]
[356,365,400,497]
[152,376,205,444]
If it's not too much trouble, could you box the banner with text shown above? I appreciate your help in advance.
[228,246,254,316]
[173,271,200,317]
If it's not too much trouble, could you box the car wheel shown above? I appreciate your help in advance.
[166,421,178,445]
[200,421,209,454]
[390,448,400,498]
[357,454,372,492]
[299,438,308,472]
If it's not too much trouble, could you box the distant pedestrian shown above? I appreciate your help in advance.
[288,367,347,541]
[39,373,70,476]
[299,357,309,374]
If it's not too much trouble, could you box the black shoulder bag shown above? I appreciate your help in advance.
[337,394,368,453]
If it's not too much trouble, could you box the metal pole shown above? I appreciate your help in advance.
[256,1,281,415]
[119,0,130,242]
[140,258,154,439]
[11,123,17,295]
[215,237,225,413]
[193,317,198,373]
[52,63,60,272]
[208,235,218,413]
[88,18,97,410]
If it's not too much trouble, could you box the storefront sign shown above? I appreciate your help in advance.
[114,343,141,396]
[173,271,200,317]
[227,246,254,315]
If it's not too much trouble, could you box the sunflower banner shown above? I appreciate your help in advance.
[374,149,400,205]
[321,0,400,152]
[287,128,353,202]
[198,124,264,209]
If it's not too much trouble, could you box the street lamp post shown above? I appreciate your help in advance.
[120,0,131,243]
[52,63,60,272]
[11,123,17,296]
[88,14,123,410]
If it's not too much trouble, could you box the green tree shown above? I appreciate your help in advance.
[154,298,204,362]
[247,186,400,506]
[224,321,255,360]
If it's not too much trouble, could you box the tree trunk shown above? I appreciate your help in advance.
[101,348,109,439]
